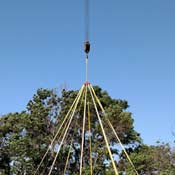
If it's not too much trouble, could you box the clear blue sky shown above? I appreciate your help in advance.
[0,0,175,145]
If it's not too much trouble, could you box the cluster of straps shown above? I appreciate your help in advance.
[34,83,139,175]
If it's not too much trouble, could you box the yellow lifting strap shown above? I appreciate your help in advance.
[48,86,85,175]
[34,85,85,175]
[88,85,119,175]
[88,102,93,175]
[64,87,87,175]
[90,84,139,175]
[63,139,73,175]
[80,85,88,175]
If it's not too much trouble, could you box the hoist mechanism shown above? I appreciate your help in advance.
[84,40,90,54]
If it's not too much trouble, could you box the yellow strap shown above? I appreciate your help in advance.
[90,84,139,175]
[88,102,93,175]
[34,85,84,175]
[63,139,73,175]
[107,120,139,175]
[88,84,119,175]
[79,85,87,175]
[48,85,85,175]
[64,90,86,175]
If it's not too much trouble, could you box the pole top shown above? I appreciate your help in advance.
[84,81,90,86]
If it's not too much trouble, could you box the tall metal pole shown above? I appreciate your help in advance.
[84,0,90,83]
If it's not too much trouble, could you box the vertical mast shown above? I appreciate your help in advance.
[84,0,90,82]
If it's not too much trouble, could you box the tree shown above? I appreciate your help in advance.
[0,86,141,174]
[119,143,175,175]
[0,89,60,174]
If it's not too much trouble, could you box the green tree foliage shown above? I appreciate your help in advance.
[0,89,60,174]
[0,86,174,174]
[119,143,175,175]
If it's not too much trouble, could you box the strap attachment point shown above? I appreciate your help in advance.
[84,81,90,86]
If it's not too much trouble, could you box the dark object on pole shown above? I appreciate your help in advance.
[84,41,90,54]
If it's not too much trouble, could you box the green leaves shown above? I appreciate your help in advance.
[119,143,175,174]
[0,88,59,174]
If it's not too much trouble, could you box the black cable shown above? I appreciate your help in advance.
[85,0,89,42]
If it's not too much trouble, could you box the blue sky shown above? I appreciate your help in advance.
[0,0,175,145]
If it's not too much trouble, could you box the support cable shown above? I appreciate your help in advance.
[88,101,93,175]
[85,0,89,41]
[79,85,88,175]
[88,84,119,175]
[107,120,139,175]
[48,86,85,175]
[90,84,139,175]
[63,139,73,175]
[63,89,86,175]
[34,85,84,175]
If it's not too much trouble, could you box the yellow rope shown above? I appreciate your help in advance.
[90,84,139,175]
[36,106,74,175]
[63,139,73,175]
[107,120,139,175]
[63,89,86,175]
[34,85,84,175]
[88,102,93,175]
[79,85,87,175]
[88,84,119,175]
[48,85,85,175]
